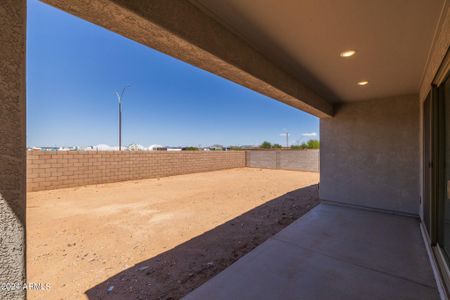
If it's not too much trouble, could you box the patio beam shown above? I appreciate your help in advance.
[41,0,334,118]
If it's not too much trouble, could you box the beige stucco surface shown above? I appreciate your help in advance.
[0,1,26,299]
[320,95,420,215]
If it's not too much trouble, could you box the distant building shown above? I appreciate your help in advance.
[57,146,79,151]
[128,144,145,151]
[148,144,166,151]
[208,144,224,151]
[39,146,59,151]
[85,144,119,151]
[27,147,41,151]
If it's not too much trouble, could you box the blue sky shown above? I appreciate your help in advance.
[26,0,319,148]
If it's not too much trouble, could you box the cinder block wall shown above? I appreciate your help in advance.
[246,150,319,172]
[27,151,246,192]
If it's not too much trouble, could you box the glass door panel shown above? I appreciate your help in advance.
[441,75,450,262]
[423,94,432,235]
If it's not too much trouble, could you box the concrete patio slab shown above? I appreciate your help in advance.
[184,203,439,300]
[274,203,436,287]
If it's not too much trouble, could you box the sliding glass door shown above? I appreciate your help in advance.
[423,69,450,289]
[440,74,450,263]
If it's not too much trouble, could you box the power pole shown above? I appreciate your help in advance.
[115,85,131,151]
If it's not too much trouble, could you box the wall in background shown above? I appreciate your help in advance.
[246,150,319,172]
[27,150,320,192]
[27,151,246,192]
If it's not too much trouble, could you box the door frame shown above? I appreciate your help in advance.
[423,61,450,294]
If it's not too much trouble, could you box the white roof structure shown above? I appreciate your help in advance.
[89,144,118,151]
[148,144,164,151]
[128,144,145,151]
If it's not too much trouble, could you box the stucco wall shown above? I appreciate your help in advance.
[246,150,319,172]
[27,151,246,192]
[320,95,420,215]
[0,1,26,299]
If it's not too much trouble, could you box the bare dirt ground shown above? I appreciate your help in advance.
[27,168,319,300]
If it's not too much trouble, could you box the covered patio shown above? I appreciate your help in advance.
[1,0,449,299]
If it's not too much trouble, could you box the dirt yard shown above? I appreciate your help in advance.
[27,168,319,300]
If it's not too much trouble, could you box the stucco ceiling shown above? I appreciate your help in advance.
[191,0,446,103]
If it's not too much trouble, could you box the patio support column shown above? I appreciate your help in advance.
[0,1,27,299]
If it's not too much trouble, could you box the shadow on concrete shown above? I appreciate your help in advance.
[85,184,319,300]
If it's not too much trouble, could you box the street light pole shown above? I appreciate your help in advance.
[119,98,122,151]
[284,131,290,148]
[115,85,130,151]
[280,131,290,148]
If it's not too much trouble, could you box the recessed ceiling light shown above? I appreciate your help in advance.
[357,81,369,86]
[340,50,356,58]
